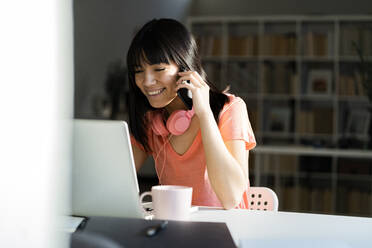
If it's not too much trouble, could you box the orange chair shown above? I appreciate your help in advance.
[248,187,279,211]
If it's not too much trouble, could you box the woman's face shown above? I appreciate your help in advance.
[134,61,179,108]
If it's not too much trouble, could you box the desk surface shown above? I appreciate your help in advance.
[71,216,235,248]
[191,208,372,248]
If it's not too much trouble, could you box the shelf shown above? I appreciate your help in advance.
[189,16,372,150]
[339,56,372,62]
[299,95,336,101]
[261,94,296,100]
[301,56,334,62]
[259,56,297,61]
[337,173,372,182]
[202,56,372,63]
[260,132,295,138]
[201,56,224,61]
[261,172,333,180]
[260,171,372,181]
[298,133,334,138]
[239,93,259,99]
[190,15,372,217]
[226,56,259,61]
[252,145,372,158]
[337,96,370,102]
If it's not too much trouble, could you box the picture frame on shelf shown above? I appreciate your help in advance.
[345,109,371,140]
[307,69,332,96]
[266,106,291,132]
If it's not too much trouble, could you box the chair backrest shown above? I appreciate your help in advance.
[248,187,279,211]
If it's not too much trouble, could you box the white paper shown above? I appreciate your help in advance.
[61,216,85,233]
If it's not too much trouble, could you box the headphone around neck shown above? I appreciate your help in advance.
[151,108,195,136]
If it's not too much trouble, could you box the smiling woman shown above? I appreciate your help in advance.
[126,18,256,209]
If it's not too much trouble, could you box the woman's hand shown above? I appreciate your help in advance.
[174,71,211,117]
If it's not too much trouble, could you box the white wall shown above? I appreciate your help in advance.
[0,1,73,247]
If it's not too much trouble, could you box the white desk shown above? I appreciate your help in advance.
[191,208,372,248]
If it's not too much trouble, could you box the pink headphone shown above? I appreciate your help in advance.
[151,108,195,136]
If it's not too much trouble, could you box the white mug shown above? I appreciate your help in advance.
[139,185,193,221]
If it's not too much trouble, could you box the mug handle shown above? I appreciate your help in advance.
[139,191,152,205]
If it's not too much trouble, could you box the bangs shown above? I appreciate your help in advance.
[127,35,173,73]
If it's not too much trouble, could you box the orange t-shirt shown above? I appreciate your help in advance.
[131,94,256,208]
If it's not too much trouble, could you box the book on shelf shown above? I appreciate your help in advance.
[258,154,297,174]
[360,191,371,215]
[202,63,221,86]
[290,73,299,95]
[337,186,348,214]
[297,108,332,134]
[308,187,333,213]
[303,31,334,57]
[312,188,331,213]
[212,37,222,56]
[310,188,323,212]
[262,155,277,174]
[274,63,290,93]
[299,186,310,212]
[261,33,296,56]
[279,155,297,174]
[287,33,297,56]
[338,71,365,96]
[323,189,333,214]
[338,186,372,216]
[339,75,355,96]
[262,63,273,92]
[297,110,314,133]
[228,62,258,93]
[313,108,333,134]
[196,36,222,56]
[262,63,296,94]
[228,35,258,56]
[338,158,371,175]
[348,189,362,215]
[282,186,296,211]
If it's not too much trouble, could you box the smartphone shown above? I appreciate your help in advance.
[177,87,193,110]
[177,67,193,110]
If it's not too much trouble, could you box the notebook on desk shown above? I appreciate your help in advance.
[71,119,146,219]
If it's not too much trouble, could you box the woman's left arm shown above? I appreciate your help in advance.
[176,71,249,209]
[198,111,249,209]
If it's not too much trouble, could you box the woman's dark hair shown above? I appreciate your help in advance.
[126,18,229,152]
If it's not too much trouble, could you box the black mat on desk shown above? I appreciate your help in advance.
[71,216,236,248]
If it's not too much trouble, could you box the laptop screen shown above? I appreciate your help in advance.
[71,119,144,218]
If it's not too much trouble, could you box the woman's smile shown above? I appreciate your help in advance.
[135,62,180,108]
[146,87,166,97]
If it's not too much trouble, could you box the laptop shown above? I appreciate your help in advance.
[71,119,146,219]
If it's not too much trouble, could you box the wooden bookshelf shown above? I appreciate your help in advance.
[188,15,372,217]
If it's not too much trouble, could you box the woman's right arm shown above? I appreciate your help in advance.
[132,145,148,171]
